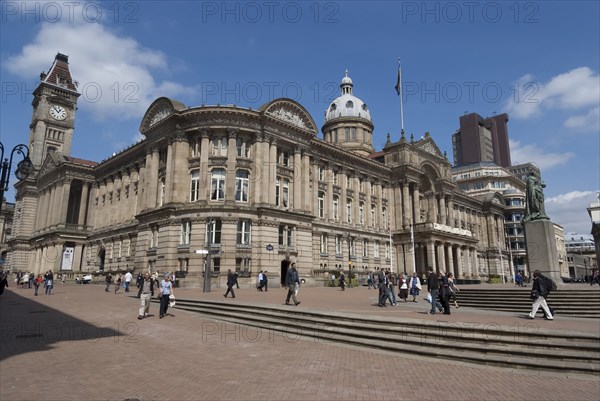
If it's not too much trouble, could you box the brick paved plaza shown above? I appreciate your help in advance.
[1,283,599,401]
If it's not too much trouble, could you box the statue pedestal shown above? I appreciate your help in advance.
[523,219,563,285]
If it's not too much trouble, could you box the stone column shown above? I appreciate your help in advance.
[446,244,455,277]
[402,181,410,230]
[439,195,446,225]
[426,241,436,272]
[471,248,479,278]
[465,247,472,277]
[446,197,454,226]
[412,185,420,224]
[199,131,210,202]
[58,179,72,225]
[268,139,277,205]
[365,180,372,227]
[292,147,302,210]
[164,140,175,204]
[45,185,56,228]
[417,243,426,273]
[302,152,310,211]
[326,164,334,221]
[351,174,360,224]
[78,183,89,226]
[252,134,264,204]
[225,129,238,202]
[145,146,159,210]
[394,185,402,231]
[173,134,190,204]
[437,242,446,273]
[341,170,348,223]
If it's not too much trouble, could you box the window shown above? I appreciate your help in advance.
[374,242,380,258]
[385,243,391,260]
[190,169,200,201]
[344,127,356,140]
[275,177,281,207]
[382,207,387,227]
[346,198,352,223]
[278,150,290,166]
[320,233,328,254]
[205,219,221,244]
[237,138,250,158]
[371,205,376,227]
[318,191,325,218]
[211,169,226,200]
[362,239,368,257]
[335,235,342,255]
[282,178,289,207]
[359,201,364,225]
[116,239,122,258]
[236,258,251,272]
[190,139,200,157]
[211,137,227,156]
[150,226,159,248]
[180,221,191,245]
[331,129,338,142]
[333,171,339,185]
[349,237,355,256]
[235,170,249,202]
[318,166,325,181]
[278,225,293,247]
[237,220,251,245]
[159,178,165,206]
[345,175,350,188]
[212,257,221,272]
[332,195,339,221]
[370,183,375,196]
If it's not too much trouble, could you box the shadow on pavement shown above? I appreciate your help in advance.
[1,290,125,362]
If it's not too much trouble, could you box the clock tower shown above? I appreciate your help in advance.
[29,53,80,169]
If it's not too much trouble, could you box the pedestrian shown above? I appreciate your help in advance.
[159,273,174,318]
[331,273,336,288]
[426,268,443,314]
[515,271,523,287]
[34,274,43,296]
[124,271,133,292]
[224,269,236,298]
[44,270,54,295]
[409,272,421,302]
[136,273,144,298]
[439,272,451,315]
[367,271,374,289]
[398,274,409,302]
[528,270,554,320]
[387,271,397,305]
[28,272,34,288]
[258,271,266,291]
[137,272,155,319]
[234,271,240,289]
[256,271,264,291]
[114,274,122,294]
[447,272,460,308]
[0,273,9,296]
[61,274,66,286]
[339,272,346,291]
[284,263,301,306]
[105,273,112,292]
[377,270,387,307]
[262,271,268,291]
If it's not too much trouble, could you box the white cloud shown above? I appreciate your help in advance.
[4,14,194,122]
[509,139,574,170]
[504,67,600,129]
[546,190,599,234]
[564,106,600,131]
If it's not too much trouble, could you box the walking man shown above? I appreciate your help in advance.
[529,270,554,320]
[138,272,155,319]
[105,273,112,292]
[224,269,236,298]
[285,263,301,306]
[124,270,133,292]
[427,268,443,314]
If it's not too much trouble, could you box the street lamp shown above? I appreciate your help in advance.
[0,143,34,213]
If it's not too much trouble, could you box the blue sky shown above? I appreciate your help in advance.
[1,0,599,234]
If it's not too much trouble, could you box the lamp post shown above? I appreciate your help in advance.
[347,234,353,288]
[0,143,34,213]
[203,218,214,293]
[584,257,588,284]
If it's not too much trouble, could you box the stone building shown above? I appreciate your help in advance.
[8,54,507,286]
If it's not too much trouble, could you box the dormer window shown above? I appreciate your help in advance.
[346,101,354,108]
[362,104,368,111]
[330,104,337,111]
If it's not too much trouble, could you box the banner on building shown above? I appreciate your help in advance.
[62,247,74,271]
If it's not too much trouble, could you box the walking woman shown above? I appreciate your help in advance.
[408,272,421,302]
[159,273,174,318]
[448,272,460,308]
[398,274,409,302]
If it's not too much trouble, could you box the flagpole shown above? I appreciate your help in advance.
[399,58,405,135]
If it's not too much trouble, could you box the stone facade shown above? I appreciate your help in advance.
[7,55,507,286]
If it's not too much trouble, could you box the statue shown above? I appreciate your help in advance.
[523,172,549,222]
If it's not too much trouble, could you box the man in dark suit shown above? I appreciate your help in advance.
[284,263,300,305]
[224,269,236,298]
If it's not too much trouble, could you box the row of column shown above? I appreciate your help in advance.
[34,179,89,231]
[90,168,142,229]
[415,241,479,278]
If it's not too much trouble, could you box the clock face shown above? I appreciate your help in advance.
[49,105,67,120]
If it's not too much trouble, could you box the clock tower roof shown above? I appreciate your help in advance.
[40,53,78,93]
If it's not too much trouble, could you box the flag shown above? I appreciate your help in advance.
[394,65,401,95]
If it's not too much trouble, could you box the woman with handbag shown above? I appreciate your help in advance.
[398,274,409,302]
[408,272,421,302]
[159,274,175,318]
[448,272,460,308]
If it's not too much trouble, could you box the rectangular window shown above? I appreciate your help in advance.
[211,169,226,200]
[320,233,328,254]
[212,257,221,272]
[180,221,191,245]
[236,138,250,158]
[332,195,339,221]
[382,207,387,227]
[206,219,222,244]
[333,171,339,185]
[374,242,380,258]
[371,205,376,227]
[275,177,281,207]
[282,179,289,207]
[159,178,165,206]
[318,191,325,218]
[237,220,251,245]
[278,225,293,246]
[190,139,200,157]
[235,170,249,202]
[385,243,391,260]
[346,198,352,223]
[211,138,227,156]
[349,237,355,256]
[318,166,325,182]
[236,258,251,273]
[362,239,368,257]
[359,201,364,225]
[278,150,290,167]
[190,169,200,201]
[335,235,342,255]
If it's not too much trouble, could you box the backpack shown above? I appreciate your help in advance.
[545,276,557,293]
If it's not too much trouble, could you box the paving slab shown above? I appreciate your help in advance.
[1,284,599,401]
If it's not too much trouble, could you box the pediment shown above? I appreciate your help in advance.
[260,98,318,135]
[139,97,187,133]
[38,152,62,178]
[415,137,443,158]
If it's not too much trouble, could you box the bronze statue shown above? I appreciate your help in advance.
[523,172,549,222]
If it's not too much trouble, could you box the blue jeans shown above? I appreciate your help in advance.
[45,283,52,295]
[430,289,442,313]
[34,284,39,296]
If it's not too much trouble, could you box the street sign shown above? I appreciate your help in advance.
[195,250,209,254]
[266,244,274,251]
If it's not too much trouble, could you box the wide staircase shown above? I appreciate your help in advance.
[155,298,600,375]
[455,287,600,318]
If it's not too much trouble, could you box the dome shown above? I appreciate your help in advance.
[324,71,371,122]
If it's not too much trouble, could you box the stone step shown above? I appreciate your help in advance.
[158,299,600,374]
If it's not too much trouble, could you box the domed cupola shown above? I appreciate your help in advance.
[322,70,375,157]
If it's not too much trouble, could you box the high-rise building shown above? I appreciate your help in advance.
[452,113,511,167]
